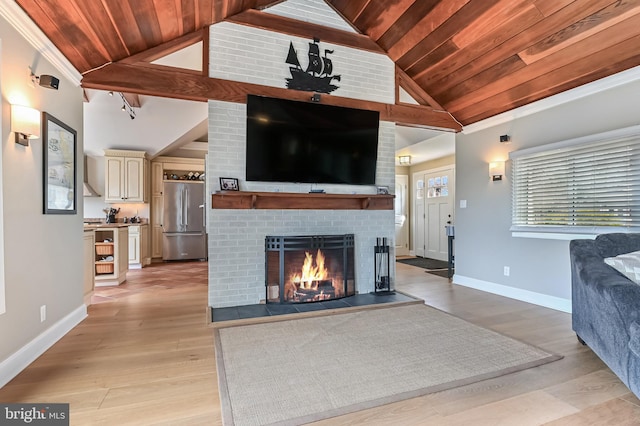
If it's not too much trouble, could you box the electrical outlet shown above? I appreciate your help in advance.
[40,305,46,322]
[504,266,510,277]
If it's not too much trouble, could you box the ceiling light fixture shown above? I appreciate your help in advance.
[399,155,411,165]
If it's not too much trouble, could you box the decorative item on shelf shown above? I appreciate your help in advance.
[373,237,393,295]
[220,177,239,191]
[377,186,389,195]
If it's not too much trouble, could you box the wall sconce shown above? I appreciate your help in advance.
[489,161,506,181]
[399,155,411,165]
[11,105,41,146]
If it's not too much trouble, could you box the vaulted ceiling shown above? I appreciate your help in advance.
[14,0,640,128]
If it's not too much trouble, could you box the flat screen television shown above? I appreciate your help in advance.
[246,95,379,185]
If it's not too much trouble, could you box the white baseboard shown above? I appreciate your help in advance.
[0,305,87,388]
[453,275,572,313]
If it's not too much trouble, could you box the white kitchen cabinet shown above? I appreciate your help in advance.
[128,224,149,268]
[104,149,148,203]
[151,194,163,258]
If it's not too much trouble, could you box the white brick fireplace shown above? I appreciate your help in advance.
[206,10,397,309]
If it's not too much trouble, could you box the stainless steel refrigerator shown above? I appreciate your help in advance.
[162,181,207,260]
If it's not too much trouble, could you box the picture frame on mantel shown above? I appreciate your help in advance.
[43,112,77,214]
[220,177,239,191]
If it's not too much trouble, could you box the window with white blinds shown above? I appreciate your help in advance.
[510,125,640,235]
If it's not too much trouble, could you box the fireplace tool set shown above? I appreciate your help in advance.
[374,237,393,294]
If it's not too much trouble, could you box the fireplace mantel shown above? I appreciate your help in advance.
[211,191,393,210]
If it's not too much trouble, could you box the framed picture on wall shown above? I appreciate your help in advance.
[43,112,77,214]
[220,177,239,191]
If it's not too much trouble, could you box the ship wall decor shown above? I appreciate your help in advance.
[285,38,341,94]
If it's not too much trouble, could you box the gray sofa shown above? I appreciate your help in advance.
[570,233,640,398]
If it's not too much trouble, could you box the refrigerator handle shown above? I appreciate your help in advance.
[184,188,189,227]
[178,187,184,229]
[199,204,205,228]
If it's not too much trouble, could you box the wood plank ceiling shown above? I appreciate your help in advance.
[14,0,640,127]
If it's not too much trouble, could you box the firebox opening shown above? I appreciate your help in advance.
[266,234,355,304]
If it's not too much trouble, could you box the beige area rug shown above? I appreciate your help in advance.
[214,304,562,426]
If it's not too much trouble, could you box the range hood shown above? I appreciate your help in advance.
[83,155,101,197]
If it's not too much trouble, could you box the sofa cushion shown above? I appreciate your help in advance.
[604,250,640,285]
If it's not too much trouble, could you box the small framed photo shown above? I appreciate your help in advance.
[377,186,389,195]
[220,177,239,191]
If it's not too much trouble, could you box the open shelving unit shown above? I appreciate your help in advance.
[94,230,116,278]
[93,227,128,286]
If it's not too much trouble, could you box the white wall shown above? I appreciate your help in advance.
[0,13,85,380]
[83,91,208,157]
[209,22,395,104]
[454,71,640,311]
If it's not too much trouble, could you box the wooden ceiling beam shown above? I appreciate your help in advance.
[81,62,461,131]
[122,93,141,108]
[396,66,444,110]
[225,9,384,53]
[118,30,204,65]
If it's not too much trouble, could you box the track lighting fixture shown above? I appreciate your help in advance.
[117,92,136,120]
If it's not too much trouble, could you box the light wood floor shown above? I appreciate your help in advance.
[1,261,639,425]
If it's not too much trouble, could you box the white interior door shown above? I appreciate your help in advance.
[424,169,454,261]
[395,175,409,256]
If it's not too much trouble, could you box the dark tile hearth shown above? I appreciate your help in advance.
[211,292,419,323]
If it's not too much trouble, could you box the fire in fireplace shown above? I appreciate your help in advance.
[265,234,355,303]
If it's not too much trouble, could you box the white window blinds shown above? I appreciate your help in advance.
[510,125,640,234]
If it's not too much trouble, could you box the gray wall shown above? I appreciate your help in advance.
[0,16,84,361]
[454,75,640,308]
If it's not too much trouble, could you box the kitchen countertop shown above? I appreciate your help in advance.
[83,219,148,230]
[83,223,131,229]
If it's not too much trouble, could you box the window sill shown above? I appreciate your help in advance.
[511,226,639,240]
[511,232,596,241]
